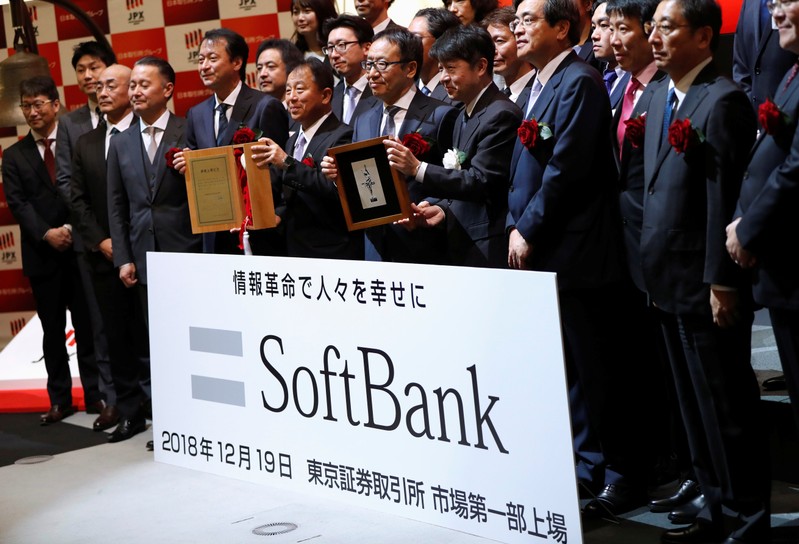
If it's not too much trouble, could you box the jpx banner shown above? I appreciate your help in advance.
[148,253,581,544]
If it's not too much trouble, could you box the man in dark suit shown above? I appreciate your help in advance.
[356,0,404,33]
[322,28,458,264]
[581,0,675,519]
[483,7,536,108]
[727,0,799,444]
[254,59,361,259]
[407,8,462,104]
[107,57,203,443]
[177,28,289,256]
[507,0,625,504]
[575,0,604,72]
[71,64,150,442]
[387,25,522,268]
[641,1,769,542]
[256,38,304,105]
[2,76,102,426]
[733,0,795,113]
[55,40,117,426]
[323,15,379,125]
[592,0,631,109]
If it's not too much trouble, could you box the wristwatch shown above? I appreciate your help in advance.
[282,154,296,168]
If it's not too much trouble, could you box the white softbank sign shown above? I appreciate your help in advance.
[149,253,581,544]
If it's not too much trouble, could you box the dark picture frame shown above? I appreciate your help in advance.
[328,136,412,231]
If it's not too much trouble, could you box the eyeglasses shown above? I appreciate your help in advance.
[361,59,409,72]
[19,100,53,112]
[509,15,542,32]
[767,0,799,13]
[644,20,690,35]
[322,41,360,56]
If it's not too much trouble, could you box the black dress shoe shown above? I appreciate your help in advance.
[651,479,701,512]
[582,483,648,518]
[669,494,706,524]
[108,415,147,443]
[93,405,120,432]
[662,521,722,544]
[40,404,77,425]
[85,399,106,414]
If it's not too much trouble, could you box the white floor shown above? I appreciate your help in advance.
[0,414,496,544]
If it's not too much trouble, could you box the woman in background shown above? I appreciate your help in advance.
[291,0,338,61]
[443,0,499,26]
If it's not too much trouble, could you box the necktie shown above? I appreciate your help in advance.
[421,85,431,96]
[617,77,641,155]
[661,87,678,145]
[216,103,229,146]
[784,62,799,90]
[146,126,158,164]
[382,105,400,137]
[42,138,55,184]
[525,79,543,119]
[502,86,512,97]
[293,132,307,162]
[110,127,120,135]
[106,126,120,159]
[95,106,105,129]
[343,85,359,124]
[603,68,618,94]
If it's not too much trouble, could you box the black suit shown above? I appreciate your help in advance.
[733,0,796,112]
[331,80,379,126]
[421,83,522,267]
[71,122,150,419]
[735,65,799,430]
[352,90,458,263]
[2,130,100,408]
[641,61,769,542]
[273,114,362,259]
[186,84,289,256]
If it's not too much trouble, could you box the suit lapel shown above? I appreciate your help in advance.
[223,86,255,144]
[305,115,339,159]
[457,84,497,150]
[20,134,56,192]
[399,93,429,136]
[152,114,183,197]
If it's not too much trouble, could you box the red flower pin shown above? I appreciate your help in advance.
[517,118,552,151]
[301,155,315,168]
[232,126,257,144]
[402,131,432,158]
[165,147,181,170]
[624,114,646,148]
[758,98,789,135]
[668,118,704,154]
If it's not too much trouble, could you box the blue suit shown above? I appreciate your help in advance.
[186,84,289,255]
[352,90,458,263]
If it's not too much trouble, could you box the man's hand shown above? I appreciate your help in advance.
[98,238,113,261]
[725,217,757,268]
[172,147,191,175]
[508,228,532,269]
[320,155,338,182]
[710,288,740,329]
[396,201,444,231]
[44,227,72,251]
[251,137,289,169]
[384,137,421,177]
[119,263,138,288]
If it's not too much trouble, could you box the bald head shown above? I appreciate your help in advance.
[97,64,133,124]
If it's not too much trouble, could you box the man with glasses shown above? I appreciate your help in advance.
[2,76,102,427]
[640,0,768,542]
[323,14,379,125]
[727,0,799,499]
[482,6,536,108]
[507,0,624,506]
[321,28,458,264]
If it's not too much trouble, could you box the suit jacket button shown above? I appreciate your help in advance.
[509,186,514,192]
[755,68,761,75]
[648,189,654,194]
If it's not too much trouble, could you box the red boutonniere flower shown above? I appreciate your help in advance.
[517,118,552,151]
[624,113,646,148]
[402,131,432,158]
[758,98,790,135]
[668,118,705,154]
[301,155,315,168]
[165,147,181,170]
[232,126,257,144]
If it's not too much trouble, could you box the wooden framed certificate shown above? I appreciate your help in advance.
[183,142,276,234]
[327,136,412,231]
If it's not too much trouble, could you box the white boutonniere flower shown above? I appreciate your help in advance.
[442,148,467,170]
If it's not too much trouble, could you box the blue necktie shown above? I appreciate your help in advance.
[603,68,618,94]
[661,87,677,145]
